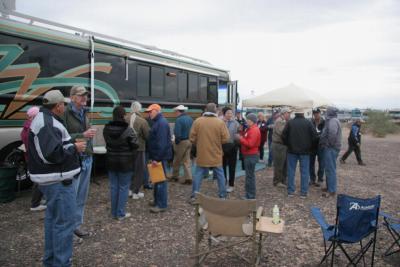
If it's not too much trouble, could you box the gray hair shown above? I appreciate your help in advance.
[205,103,217,113]
[130,101,142,113]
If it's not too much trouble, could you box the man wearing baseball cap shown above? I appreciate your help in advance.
[171,105,193,184]
[63,85,96,238]
[145,104,172,213]
[29,90,86,266]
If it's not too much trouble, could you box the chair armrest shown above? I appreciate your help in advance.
[311,207,330,230]
[256,206,263,220]
[380,211,400,223]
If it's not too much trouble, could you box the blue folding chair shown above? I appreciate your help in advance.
[311,194,381,266]
[380,212,400,257]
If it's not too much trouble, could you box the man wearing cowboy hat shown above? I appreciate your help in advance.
[171,105,193,184]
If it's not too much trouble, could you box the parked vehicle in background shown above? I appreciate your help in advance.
[387,109,400,123]
[0,7,238,162]
[351,108,363,121]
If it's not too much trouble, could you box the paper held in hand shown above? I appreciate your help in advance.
[147,162,166,184]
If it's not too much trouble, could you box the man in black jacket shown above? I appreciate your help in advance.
[29,90,86,267]
[309,108,325,186]
[282,109,317,198]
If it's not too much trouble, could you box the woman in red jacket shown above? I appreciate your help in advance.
[236,113,261,199]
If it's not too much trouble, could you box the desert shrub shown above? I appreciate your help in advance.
[364,111,400,137]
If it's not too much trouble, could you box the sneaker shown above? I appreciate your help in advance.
[128,190,133,197]
[148,200,156,207]
[188,197,197,205]
[358,162,366,166]
[226,186,234,193]
[149,207,167,213]
[74,228,91,238]
[300,194,308,199]
[276,183,286,188]
[287,193,295,198]
[322,192,336,198]
[132,192,145,200]
[30,204,47,211]
[117,212,131,221]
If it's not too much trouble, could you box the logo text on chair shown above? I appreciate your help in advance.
[349,202,375,211]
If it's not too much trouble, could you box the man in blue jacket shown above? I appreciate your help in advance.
[171,105,193,184]
[29,90,86,267]
[146,104,172,213]
[340,119,365,166]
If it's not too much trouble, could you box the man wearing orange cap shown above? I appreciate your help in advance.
[145,104,172,213]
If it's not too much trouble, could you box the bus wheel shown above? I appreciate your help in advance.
[0,141,33,191]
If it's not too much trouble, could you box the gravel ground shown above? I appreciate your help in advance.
[1,131,399,266]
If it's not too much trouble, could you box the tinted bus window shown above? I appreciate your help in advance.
[151,67,164,97]
[199,76,208,102]
[178,72,188,101]
[137,65,150,97]
[165,68,178,100]
[208,77,217,103]
[188,73,199,100]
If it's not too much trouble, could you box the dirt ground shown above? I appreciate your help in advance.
[1,131,399,267]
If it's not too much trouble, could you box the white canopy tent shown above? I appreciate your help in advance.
[242,83,333,109]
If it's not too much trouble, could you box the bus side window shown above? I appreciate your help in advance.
[199,76,207,102]
[137,65,150,97]
[178,72,188,102]
[151,66,164,98]
[188,73,199,101]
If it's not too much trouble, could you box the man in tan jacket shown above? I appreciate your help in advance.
[189,103,230,202]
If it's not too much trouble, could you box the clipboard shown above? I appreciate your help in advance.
[147,162,166,184]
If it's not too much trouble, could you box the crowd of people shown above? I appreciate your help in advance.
[22,86,367,266]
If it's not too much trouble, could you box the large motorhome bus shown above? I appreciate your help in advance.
[0,9,238,161]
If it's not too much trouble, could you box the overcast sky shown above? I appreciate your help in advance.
[14,0,400,109]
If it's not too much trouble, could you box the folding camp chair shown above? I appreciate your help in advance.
[192,193,263,266]
[311,194,381,266]
[380,212,400,257]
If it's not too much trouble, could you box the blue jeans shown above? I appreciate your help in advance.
[108,171,133,218]
[153,160,168,209]
[323,148,339,193]
[192,165,227,198]
[39,181,76,267]
[244,154,258,199]
[74,156,92,229]
[309,147,325,182]
[287,153,310,196]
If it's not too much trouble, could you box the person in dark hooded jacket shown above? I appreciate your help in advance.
[103,106,138,220]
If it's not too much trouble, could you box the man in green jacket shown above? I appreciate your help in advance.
[63,86,96,238]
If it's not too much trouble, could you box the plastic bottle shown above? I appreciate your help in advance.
[272,204,280,224]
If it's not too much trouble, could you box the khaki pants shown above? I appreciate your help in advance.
[172,140,192,181]
[272,142,287,185]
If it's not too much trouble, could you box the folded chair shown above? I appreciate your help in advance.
[311,194,381,266]
[192,193,263,266]
[380,212,400,257]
